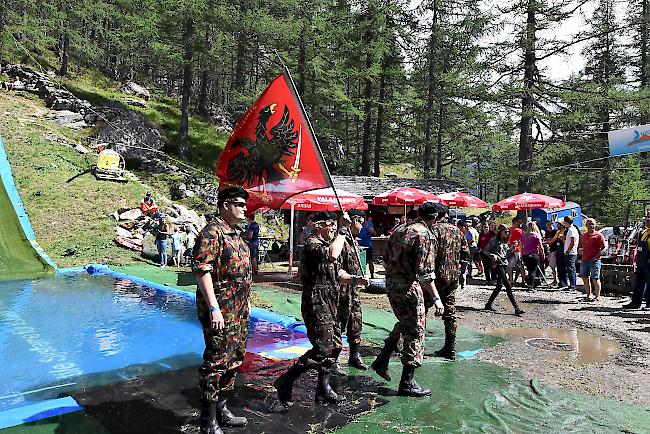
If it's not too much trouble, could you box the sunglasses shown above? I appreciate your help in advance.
[315,220,337,228]
[228,201,247,208]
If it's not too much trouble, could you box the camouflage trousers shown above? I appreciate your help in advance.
[196,286,250,403]
[337,283,363,346]
[435,278,458,338]
[297,284,342,372]
[386,282,427,367]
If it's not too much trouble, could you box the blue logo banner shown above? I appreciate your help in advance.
[608,125,650,156]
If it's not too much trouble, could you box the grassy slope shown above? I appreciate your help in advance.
[0,92,147,267]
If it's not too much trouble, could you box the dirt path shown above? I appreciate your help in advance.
[258,270,650,409]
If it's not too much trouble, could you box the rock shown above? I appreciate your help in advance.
[73,144,89,154]
[114,226,133,238]
[119,208,143,221]
[45,110,87,130]
[122,82,151,100]
[111,212,120,220]
[124,97,146,108]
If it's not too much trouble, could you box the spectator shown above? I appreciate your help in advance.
[389,217,401,235]
[478,222,496,284]
[555,225,569,289]
[358,213,376,278]
[544,221,559,286]
[155,215,170,267]
[171,226,185,267]
[562,215,580,291]
[463,221,481,277]
[579,218,606,301]
[484,224,525,316]
[623,213,650,309]
[182,226,197,266]
[247,214,260,275]
[507,217,526,285]
[521,221,544,290]
[140,191,159,217]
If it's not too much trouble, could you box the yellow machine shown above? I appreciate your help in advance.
[91,148,128,183]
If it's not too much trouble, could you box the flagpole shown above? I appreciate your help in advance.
[275,51,366,279]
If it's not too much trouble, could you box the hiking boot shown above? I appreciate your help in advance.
[515,307,525,316]
[216,395,247,427]
[348,343,368,370]
[274,363,307,406]
[315,369,345,404]
[433,324,456,360]
[397,365,431,397]
[200,402,223,434]
[484,303,497,312]
[371,336,397,381]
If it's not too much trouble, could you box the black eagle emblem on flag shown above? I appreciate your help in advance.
[226,103,299,186]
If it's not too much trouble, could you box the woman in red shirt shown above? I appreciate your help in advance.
[478,222,496,284]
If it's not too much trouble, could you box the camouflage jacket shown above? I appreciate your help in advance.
[301,234,340,293]
[340,235,362,276]
[192,217,252,289]
[430,221,467,282]
[383,220,435,286]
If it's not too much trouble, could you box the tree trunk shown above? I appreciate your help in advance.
[178,17,194,160]
[361,47,373,176]
[642,0,649,88]
[423,0,439,178]
[298,30,306,95]
[197,24,212,118]
[517,0,536,194]
[60,33,70,76]
[233,1,247,93]
[373,68,386,177]
[435,98,445,177]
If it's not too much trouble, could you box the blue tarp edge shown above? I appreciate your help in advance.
[0,396,82,430]
[0,135,58,270]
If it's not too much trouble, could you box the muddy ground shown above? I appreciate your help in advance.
[258,268,650,410]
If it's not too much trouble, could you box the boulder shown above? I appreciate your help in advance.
[124,97,146,108]
[45,110,87,130]
[114,226,133,238]
[119,208,143,221]
[122,82,151,100]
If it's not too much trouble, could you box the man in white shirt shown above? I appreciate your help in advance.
[562,216,580,291]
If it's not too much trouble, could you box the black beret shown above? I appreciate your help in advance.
[418,201,448,219]
[311,211,338,222]
[217,187,249,205]
[348,209,366,218]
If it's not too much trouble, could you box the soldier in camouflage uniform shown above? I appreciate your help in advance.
[275,211,364,406]
[370,202,448,397]
[192,187,251,434]
[335,209,370,371]
[429,205,466,360]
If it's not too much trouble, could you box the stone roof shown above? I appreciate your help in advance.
[331,176,466,199]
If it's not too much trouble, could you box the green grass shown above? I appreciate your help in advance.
[59,70,229,173]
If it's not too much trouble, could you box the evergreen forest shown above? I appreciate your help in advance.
[1,0,650,223]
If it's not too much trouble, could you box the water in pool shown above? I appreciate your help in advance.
[0,273,305,412]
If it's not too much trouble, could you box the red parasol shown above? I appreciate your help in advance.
[492,193,566,211]
[281,188,368,211]
[439,192,488,209]
[372,187,441,206]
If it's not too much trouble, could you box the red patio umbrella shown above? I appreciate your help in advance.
[372,187,441,206]
[281,188,367,276]
[281,188,368,211]
[439,192,488,209]
[492,193,565,211]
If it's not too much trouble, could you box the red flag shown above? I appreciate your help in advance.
[216,72,331,211]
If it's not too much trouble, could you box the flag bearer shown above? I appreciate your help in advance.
[275,211,363,406]
[193,187,251,434]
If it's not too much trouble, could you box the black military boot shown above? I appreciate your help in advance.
[216,394,247,427]
[331,362,346,375]
[200,401,224,434]
[397,365,431,397]
[433,324,456,360]
[315,368,346,404]
[348,343,368,370]
[485,290,498,311]
[371,335,398,381]
[274,363,306,407]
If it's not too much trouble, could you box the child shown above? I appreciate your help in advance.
[170,226,185,267]
[484,224,524,316]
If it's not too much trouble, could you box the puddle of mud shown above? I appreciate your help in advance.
[489,327,621,363]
